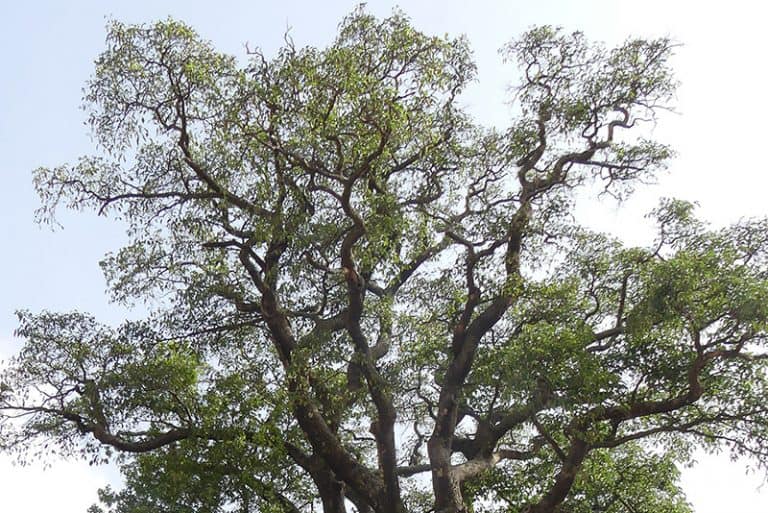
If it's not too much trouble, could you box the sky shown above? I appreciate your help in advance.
[1,1,767,511]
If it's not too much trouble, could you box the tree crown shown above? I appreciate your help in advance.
[3,8,768,513]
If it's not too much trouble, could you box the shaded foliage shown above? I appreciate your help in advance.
[3,8,768,513]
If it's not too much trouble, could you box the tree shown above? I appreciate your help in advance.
[3,7,768,513]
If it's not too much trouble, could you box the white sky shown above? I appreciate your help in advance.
[1,1,767,511]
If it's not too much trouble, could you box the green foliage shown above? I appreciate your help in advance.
[4,7,768,513]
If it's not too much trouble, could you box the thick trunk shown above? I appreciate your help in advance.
[315,471,347,513]
[428,439,466,513]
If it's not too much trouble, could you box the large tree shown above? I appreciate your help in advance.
[3,8,768,513]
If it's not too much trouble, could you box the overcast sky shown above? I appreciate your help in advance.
[1,1,767,511]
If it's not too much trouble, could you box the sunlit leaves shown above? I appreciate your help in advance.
[6,7,768,513]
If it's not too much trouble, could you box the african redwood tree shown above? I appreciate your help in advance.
[3,8,768,513]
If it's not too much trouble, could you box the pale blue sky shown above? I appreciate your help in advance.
[1,1,767,511]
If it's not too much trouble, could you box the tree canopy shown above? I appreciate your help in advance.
[3,8,768,513]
